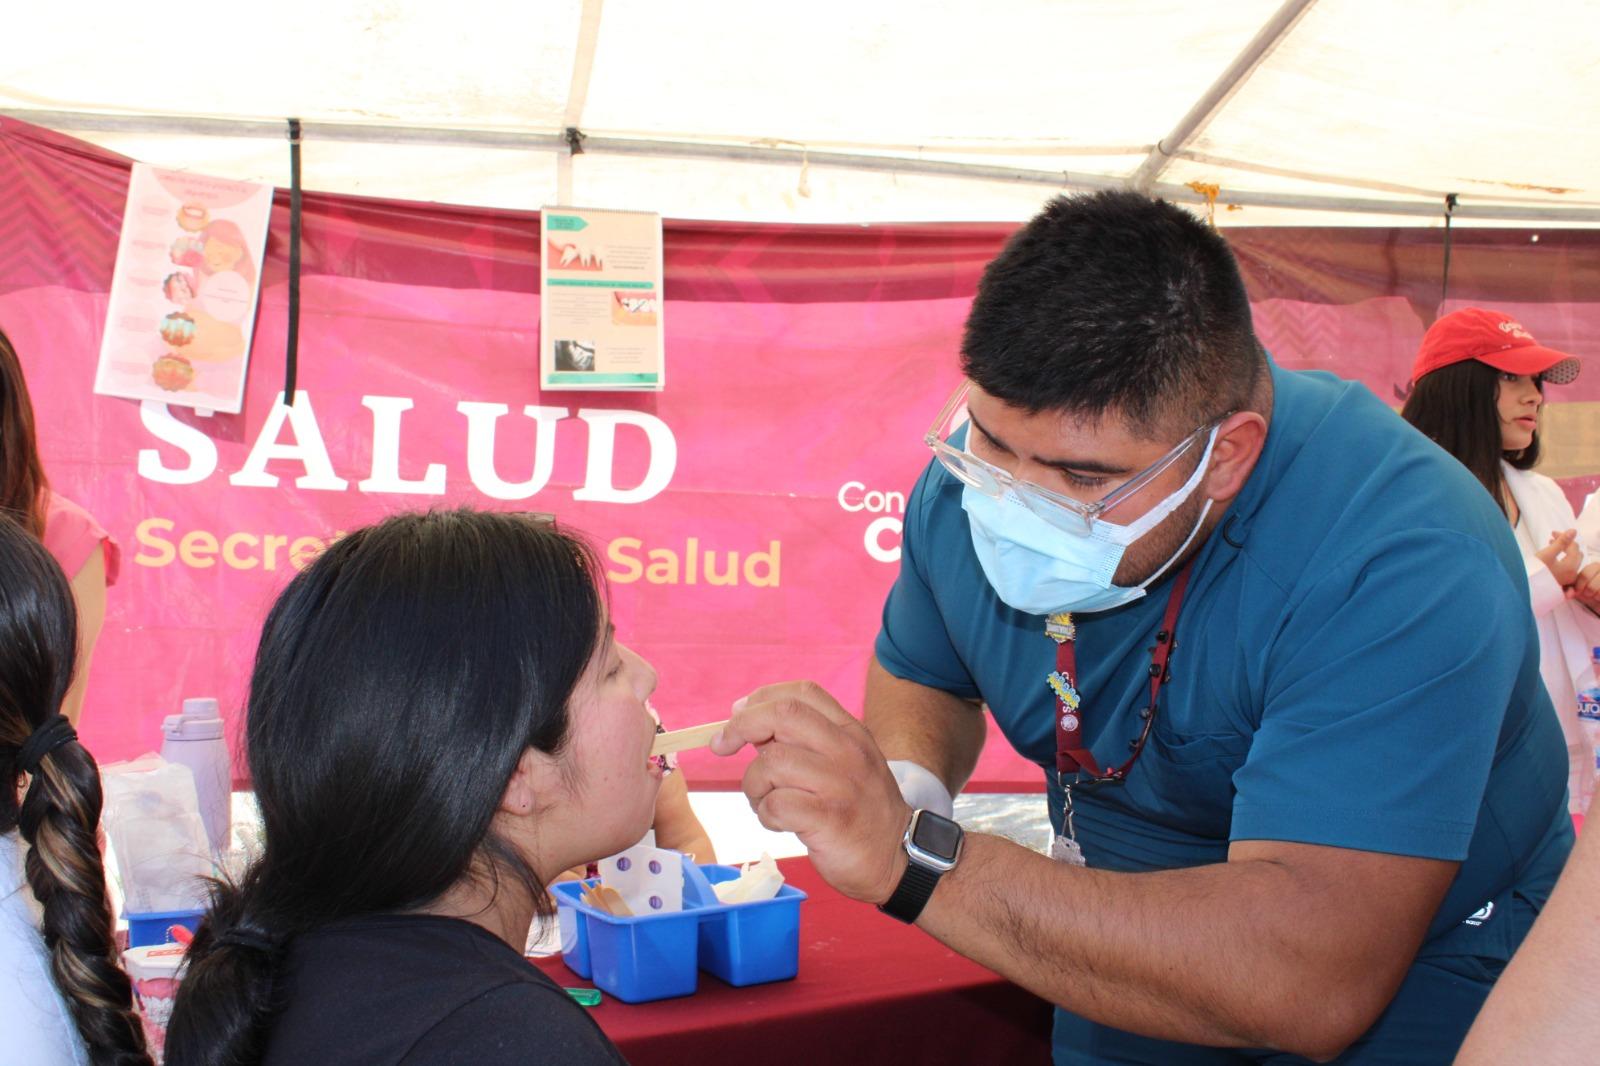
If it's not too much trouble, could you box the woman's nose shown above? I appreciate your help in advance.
[621,644,659,700]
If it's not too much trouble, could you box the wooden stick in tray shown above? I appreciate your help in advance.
[650,720,730,757]
[586,883,632,916]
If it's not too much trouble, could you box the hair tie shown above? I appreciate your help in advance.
[217,924,281,954]
[16,714,77,775]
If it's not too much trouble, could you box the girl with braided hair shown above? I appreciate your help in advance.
[0,514,151,1066]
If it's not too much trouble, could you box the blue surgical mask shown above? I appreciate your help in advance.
[961,428,1218,615]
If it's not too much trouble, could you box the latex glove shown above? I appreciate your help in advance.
[888,760,955,821]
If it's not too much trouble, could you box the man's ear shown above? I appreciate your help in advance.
[1205,411,1268,504]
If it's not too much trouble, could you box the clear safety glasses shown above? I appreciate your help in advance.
[924,380,1224,536]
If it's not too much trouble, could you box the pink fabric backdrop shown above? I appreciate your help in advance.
[4,117,1598,789]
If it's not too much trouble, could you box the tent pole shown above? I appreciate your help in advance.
[8,108,1600,223]
[1128,0,1318,192]
[1,109,571,150]
[583,137,1600,223]
[557,0,606,205]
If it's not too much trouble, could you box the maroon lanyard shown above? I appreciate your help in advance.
[1054,562,1194,780]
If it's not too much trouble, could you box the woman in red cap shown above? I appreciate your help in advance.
[1402,307,1600,815]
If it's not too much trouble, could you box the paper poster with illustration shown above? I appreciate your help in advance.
[94,163,272,414]
[540,206,665,391]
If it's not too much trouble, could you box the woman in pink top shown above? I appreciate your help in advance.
[1,328,118,726]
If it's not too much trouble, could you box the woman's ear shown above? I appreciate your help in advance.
[1205,411,1268,504]
[499,746,557,816]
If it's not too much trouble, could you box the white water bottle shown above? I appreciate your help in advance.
[1578,649,1600,774]
[160,698,232,856]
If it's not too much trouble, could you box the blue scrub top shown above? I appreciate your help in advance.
[875,362,1572,1065]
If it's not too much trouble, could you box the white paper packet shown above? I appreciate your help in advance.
[712,852,785,903]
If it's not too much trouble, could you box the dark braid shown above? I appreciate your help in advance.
[0,514,151,1066]
[18,741,151,1065]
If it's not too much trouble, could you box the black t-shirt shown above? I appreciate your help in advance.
[262,913,629,1065]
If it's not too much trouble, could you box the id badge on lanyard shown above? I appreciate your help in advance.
[1047,563,1193,866]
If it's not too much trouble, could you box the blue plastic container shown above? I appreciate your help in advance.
[550,880,701,1002]
[694,866,806,987]
[125,908,205,948]
[552,863,806,1003]
[554,885,593,977]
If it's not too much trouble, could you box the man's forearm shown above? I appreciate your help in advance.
[863,656,986,794]
[917,834,1439,1061]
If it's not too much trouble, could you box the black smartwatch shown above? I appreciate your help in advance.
[878,808,963,924]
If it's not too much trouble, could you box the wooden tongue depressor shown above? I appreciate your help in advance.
[592,885,632,916]
[580,882,633,917]
[650,720,730,757]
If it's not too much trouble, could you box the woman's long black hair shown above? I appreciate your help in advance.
[1400,359,1540,517]
[0,514,151,1065]
[0,328,49,536]
[165,509,606,1066]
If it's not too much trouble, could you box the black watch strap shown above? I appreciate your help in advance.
[878,857,943,924]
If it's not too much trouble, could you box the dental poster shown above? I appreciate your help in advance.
[94,163,271,414]
[540,206,664,391]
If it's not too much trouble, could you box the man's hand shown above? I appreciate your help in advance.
[711,680,911,905]
[1537,529,1583,587]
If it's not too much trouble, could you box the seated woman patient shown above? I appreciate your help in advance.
[167,510,661,1066]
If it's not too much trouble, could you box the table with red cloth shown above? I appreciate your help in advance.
[530,856,1054,1065]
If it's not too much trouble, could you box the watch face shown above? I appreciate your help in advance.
[911,811,962,861]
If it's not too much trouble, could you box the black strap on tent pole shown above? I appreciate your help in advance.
[284,118,303,406]
[1439,193,1459,308]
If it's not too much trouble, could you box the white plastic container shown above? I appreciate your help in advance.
[159,698,232,855]
[124,941,186,1062]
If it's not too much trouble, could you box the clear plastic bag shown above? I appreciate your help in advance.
[101,755,213,913]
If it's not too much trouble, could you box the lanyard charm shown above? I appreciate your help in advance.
[1050,783,1086,866]
[1050,562,1194,781]
[1045,561,1196,868]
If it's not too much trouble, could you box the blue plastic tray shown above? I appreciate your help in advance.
[693,866,806,987]
[551,862,806,1003]
[124,908,205,948]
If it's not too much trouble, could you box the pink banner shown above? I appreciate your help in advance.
[4,117,1599,789]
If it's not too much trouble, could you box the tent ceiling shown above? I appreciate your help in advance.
[5,0,1597,226]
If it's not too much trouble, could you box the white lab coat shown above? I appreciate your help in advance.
[1504,462,1600,814]
[1576,487,1600,562]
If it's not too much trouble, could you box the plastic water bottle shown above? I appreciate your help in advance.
[159,698,232,856]
[1578,648,1600,775]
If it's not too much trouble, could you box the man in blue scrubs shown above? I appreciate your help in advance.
[713,191,1572,1063]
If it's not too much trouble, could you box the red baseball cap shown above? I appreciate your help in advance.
[1411,308,1581,385]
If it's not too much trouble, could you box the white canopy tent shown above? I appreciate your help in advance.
[5,0,1598,226]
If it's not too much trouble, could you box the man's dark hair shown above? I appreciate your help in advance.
[961,190,1263,437]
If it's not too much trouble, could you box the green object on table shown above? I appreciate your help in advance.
[566,987,602,1007]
